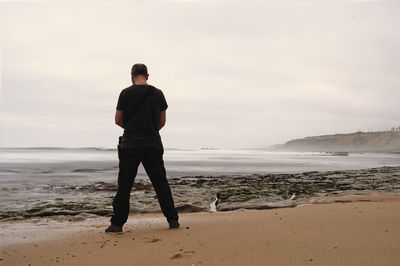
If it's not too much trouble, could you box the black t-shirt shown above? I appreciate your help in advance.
[116,84,168,150]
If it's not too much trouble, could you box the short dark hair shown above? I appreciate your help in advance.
[131,63,148,76]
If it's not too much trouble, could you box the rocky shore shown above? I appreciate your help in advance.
[1,166,399,221]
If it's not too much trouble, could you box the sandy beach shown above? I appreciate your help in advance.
[1,192,400,266]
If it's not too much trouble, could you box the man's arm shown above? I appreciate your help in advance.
[115,110,124,129]
[159,110,166,130]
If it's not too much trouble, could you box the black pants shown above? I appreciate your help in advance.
[110,147,179,227]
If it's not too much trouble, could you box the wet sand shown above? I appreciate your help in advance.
[1,193,400,266]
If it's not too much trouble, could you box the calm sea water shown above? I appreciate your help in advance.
[1,147,400,180]
[1,147,399,217]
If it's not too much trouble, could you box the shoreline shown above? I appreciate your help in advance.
[2,166,400,221]
[1,192,400,265]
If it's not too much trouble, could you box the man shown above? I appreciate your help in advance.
[105,63,179,234]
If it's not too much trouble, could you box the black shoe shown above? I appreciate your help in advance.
[105,224,123,234]
[168,220,180,229]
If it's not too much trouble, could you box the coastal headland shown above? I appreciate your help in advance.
[270,130,400,152]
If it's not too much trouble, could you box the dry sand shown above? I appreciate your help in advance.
[1,193,400,266]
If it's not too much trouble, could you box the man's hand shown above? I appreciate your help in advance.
[115,110,125,129]
[159,110,166,130]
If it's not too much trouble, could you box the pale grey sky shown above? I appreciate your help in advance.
[1,0,399,148]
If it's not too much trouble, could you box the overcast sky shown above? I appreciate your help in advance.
[1,0,399,149]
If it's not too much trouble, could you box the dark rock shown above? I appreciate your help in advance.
[216,200,297,212]
[176,204,208,213]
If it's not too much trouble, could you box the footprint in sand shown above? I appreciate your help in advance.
[170,250,196,259]
[148,238,162,243]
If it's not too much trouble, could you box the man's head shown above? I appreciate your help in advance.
[131,63,149,84]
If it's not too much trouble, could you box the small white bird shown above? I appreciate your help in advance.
[289,193,296,200]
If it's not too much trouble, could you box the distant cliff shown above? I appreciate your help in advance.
[271,131,400,152]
